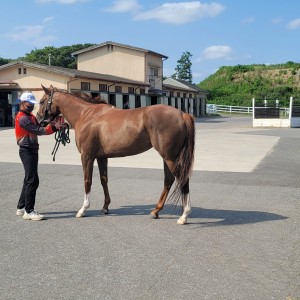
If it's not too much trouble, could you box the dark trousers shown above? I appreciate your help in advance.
[17,148,39,213]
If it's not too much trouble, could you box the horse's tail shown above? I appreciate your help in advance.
[170,112,195,204]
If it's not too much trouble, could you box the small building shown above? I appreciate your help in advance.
[162,78,208,116]
[72,41,168,106]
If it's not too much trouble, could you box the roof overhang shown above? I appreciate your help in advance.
[147,88,167,95]
[0,80,18,87]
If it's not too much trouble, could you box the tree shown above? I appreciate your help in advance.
[22,44,95,69]
[173,51,193,83]
[0,57,13,66]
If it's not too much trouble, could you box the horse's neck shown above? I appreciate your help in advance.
[55,93,87,128]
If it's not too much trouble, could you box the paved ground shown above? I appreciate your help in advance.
[0,116,299,300]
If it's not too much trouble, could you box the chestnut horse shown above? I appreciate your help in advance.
[37,85,195,225]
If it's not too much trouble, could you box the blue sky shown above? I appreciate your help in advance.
[1,0,300,83]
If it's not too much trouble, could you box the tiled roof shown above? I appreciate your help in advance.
[71,41,168,59]
[163,77,209,94]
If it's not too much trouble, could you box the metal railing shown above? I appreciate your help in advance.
[206,104,252,114]
[206,104,289,115]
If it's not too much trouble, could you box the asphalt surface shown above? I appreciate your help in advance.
[0,115,299,300]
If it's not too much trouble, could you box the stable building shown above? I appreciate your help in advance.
[162,77,208,117]
[0,41,208,127]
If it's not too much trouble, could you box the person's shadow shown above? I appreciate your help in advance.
[44,203,287,226]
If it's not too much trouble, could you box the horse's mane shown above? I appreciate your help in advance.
[71,91,109,104]
[50,87,114,107]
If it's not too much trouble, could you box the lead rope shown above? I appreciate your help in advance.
[51,124,70,161]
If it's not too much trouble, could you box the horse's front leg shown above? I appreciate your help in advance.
[76,154,94,218]
[97,158,111,214]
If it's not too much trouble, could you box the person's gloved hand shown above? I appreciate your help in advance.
[51,121,66,130]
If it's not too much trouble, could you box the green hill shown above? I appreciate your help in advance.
[198,62,300,106]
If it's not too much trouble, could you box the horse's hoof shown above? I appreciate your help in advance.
[177,217,187,225]
[150,212,158,219]
[76,211,85,218]
[100,208,109,214]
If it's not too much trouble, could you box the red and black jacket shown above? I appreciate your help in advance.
[15,111,56,151]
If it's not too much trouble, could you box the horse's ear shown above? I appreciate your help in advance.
[41,84,51,95]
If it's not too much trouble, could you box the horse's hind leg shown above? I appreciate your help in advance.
[150,161,175,219]
[97,158,111,214]
[177,180,191,225]
[76,154,94,218]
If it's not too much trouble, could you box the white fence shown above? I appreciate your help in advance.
[206,104,252,114]
[206,104,289,115]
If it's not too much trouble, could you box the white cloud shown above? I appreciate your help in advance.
[271,17,282,24]
[104,0,141,13]
[192,72,203,79]
[241,16,255,24]
[5,18,57,46]
[43,16,55,24]
[201,45,233,60]
[36,0,89,4]
[287,18,300,30]
[133,1,225,25]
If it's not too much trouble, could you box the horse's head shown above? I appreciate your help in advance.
[37,85,61,125]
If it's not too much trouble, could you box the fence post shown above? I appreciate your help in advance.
[252,98,255,120]
[289,96,293,125]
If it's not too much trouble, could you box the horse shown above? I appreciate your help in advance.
[37,85,195,225]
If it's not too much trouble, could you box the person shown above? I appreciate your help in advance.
[15,92,64,221]
[123,100,129,109]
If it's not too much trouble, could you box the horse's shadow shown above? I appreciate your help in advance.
[44,204,287,226]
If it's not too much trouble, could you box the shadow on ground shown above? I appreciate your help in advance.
[44,204,287,226]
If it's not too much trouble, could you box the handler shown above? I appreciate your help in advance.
[15,92,64,221]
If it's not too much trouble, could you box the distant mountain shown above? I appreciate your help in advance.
[198,62,300,106]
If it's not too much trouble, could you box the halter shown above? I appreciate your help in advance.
[43,89,71,161]
[38,89,55,125]
[46,88,55,117]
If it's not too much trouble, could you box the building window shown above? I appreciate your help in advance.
[115,85,122,93]
[170,91,174,97]
[99,84,108,92]
[107,44,114,51]
[177,92,180,97]
[183,93,187,98]
[189,93,192,98]
[128,87,134,94]
[18,68,21,74]
[23,68,27,74]
[81,82,90,90]
[149,67,159,85]
[140,88,145,95]
[149,67,158,77]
